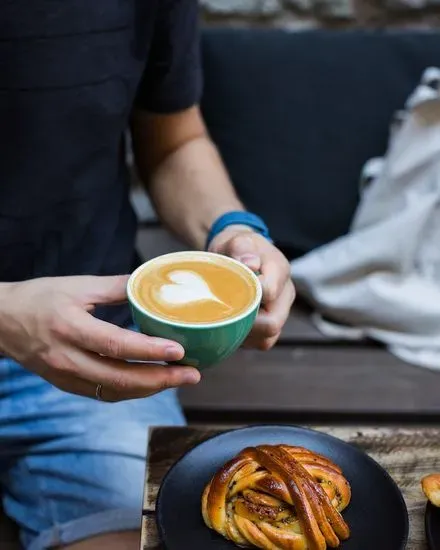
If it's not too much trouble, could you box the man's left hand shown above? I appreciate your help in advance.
[209,226,295,351]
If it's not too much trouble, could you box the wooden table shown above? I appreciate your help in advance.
[142,425,440,550]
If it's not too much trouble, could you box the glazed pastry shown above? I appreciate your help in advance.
[422,474,440,507]
[202,444,351,550]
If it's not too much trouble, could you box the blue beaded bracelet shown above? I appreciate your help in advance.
[205,211,273,250]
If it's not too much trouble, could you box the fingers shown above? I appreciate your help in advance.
[98,363,200,401]
[222,234,262,273]
[73,348,201,393]
[46,348,200,401]
[211,230,295,352]
[259,253,291,304]
[244,281,295,351]
[68,313,185,362]
[220,232,290,305]
[242,332,279,352]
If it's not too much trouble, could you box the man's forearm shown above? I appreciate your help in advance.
[146,136,245,249]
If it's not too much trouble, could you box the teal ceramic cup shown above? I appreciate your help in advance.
[127,251,262,369]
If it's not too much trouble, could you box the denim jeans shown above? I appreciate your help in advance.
[0,354,185,549]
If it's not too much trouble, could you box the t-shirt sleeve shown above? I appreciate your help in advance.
[135,0,202,113]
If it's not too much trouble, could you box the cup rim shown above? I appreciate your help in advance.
[127,251,262,329]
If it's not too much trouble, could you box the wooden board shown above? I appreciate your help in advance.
[179,346,440,416]
[142,425,440,550]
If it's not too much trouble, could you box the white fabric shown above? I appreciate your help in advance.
[291,67,440,370]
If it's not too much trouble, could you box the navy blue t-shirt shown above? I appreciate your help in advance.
[0,1,202,325]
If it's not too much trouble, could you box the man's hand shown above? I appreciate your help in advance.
[209,227,295,350]
[0,276,200,401]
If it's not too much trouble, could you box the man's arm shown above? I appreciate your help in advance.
[131,106,248,249]
[130,0,293,353]
[131,106,295,351]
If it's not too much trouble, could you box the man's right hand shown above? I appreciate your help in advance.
[0,275,200,401]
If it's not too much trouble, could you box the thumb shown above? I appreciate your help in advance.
[79,275,130,306]
[226,234,262,273]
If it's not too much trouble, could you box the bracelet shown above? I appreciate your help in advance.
[205,211,273,250]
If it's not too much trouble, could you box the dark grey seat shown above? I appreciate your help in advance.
[200,28,440,259]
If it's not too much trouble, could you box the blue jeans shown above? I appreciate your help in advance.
[0,354,185,549]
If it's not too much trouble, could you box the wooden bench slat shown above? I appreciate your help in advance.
[179,347,440,415]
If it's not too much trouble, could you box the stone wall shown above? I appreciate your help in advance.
[200,0,440,29]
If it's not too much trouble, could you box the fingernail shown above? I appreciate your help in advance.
[165,346,184,361]
[181,369,201,384]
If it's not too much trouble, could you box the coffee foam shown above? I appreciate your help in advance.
[130,252,260,325]
[158,270,228,308]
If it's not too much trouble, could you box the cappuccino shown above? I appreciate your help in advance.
[131,253,258,325]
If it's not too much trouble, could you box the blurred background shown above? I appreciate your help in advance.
[132,0,440,250]
[198,0,434,29]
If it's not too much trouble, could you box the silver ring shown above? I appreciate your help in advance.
[95,383,104,401]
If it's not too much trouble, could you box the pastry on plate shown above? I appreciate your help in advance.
[422,474,440,507]
[202,444,351,550]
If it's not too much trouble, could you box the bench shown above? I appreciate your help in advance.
[138,226,440,424]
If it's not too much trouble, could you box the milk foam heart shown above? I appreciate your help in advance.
[130,254,259,325]
[159,270,228,307]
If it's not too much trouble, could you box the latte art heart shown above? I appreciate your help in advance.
[131,255,257,324]
[159,270,228,308]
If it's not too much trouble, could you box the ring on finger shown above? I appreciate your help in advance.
[95,383,105,402]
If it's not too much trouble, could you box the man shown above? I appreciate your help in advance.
[0,2,294,549]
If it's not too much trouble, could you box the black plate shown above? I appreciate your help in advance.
[157,425,409,549]
[426,502,440,549]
